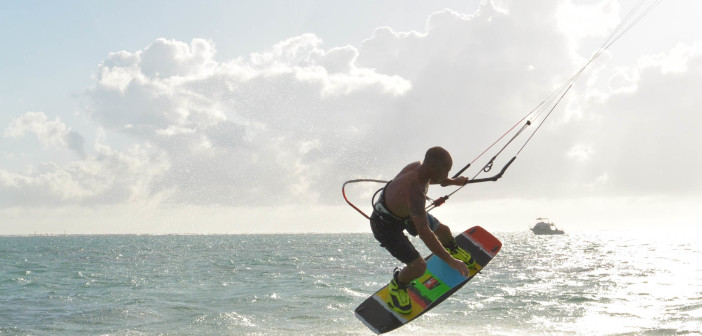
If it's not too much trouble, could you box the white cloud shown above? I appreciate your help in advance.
[4,112,84,157]
[0,141,169,206]
[566,144,594,162]
[139,38,217,79]
[570,39,702,196]
[78,31,418,207]
[96,50,142,92]
[556,0,621,40]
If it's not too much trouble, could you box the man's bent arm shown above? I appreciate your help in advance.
[408,190,454,264]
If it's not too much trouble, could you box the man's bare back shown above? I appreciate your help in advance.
[383,162,427,219]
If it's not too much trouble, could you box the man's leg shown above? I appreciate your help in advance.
[397,256,427,284]
[433,223,455,248]
[427,215,458,248]
[389,256,426,314]
[434,223,476,268]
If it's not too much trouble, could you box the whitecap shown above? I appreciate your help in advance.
[340,287,366,298]
[219,311,256,327]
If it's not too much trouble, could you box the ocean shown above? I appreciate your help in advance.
[1,230,701,335]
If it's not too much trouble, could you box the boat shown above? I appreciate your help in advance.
[530,218,564,235]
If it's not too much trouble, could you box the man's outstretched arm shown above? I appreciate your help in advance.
[408,186,469,276]
[438,176,469,187]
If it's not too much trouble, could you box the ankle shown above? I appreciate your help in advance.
[393,271,409,289]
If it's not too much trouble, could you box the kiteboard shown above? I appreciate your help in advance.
[355,226,501,334]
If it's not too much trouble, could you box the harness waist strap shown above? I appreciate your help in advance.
[373,191,409,222]
[373,200,404,221]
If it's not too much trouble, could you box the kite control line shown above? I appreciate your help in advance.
[341,0,662,219]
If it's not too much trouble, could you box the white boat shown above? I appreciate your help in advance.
[530,218,564,235]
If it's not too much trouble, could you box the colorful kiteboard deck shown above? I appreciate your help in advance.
[354,226,502,334]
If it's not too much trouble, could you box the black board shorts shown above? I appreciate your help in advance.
[370,211,440,265]
[370,211,419,264]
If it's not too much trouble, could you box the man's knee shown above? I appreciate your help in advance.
[435,223,451,237]
[407,257,427,274]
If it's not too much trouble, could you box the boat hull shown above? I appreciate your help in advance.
[530,229,564,235]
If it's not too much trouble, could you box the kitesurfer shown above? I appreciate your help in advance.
[371,146,476,314]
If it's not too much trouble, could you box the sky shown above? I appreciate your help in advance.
[1,0,701,234]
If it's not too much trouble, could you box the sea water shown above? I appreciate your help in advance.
[1,230,701,335]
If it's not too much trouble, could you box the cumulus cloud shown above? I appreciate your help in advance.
[0,142,169,206]
[4,112,85,157]
[569,40,702,196]
[4,31,410,208]
[2,0,701,213]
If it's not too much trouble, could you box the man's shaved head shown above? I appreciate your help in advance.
[424,146,452,170]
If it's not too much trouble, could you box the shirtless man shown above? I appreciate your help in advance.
[370,146,475,314]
